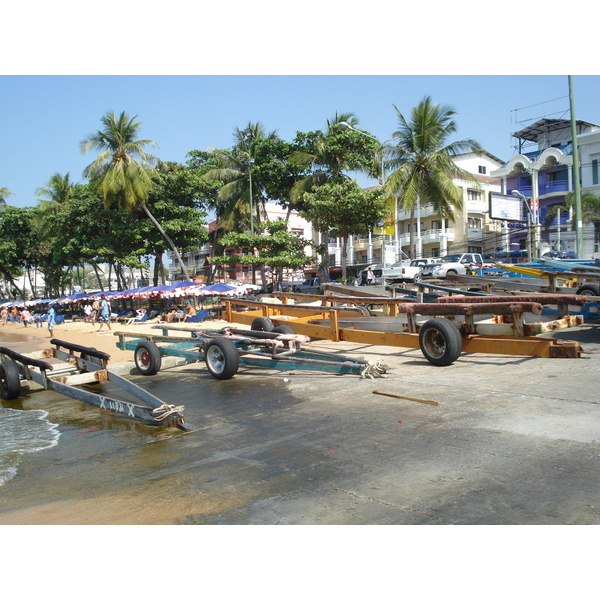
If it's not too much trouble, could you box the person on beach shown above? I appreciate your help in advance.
[84,303,93,323]
[47,305,55,337]
[97,295,112,333]
[183,304,197,322]
[91,298,100,324]
[20,308,31,326]
[1,307,8,326]
[34,311,44,328]
[126,308,146,325]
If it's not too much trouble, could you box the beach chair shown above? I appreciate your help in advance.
[130,311,151,325]
[54,315,65,325]
[184,309,208,323]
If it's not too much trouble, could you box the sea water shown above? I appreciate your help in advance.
[0,407,61,485]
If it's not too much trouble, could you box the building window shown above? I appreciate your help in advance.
[467,189,482,202]
[431,220,441,230]
[593,159,599,185]
[468,217,482,228]
[478,165,487,175]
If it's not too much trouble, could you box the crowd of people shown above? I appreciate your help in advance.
[1,296,205,336]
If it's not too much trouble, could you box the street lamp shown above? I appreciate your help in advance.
[243,130,255,236]
[511,190,539,261]
[338,121,399,264]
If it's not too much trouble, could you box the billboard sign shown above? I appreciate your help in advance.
[489,193,524,222]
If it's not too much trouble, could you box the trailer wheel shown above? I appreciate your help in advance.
[419,318,463,366]
[576,283,600,297]
[205,338,240,380]
[134,341,162,376]
[0,360,21,400]
[251,317,274,332]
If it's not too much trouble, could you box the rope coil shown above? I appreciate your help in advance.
[360,360,388,379]
[152,403,185,421]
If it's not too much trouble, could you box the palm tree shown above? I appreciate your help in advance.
[544,191,600,252]
[80,111,191,281]
[0,187,12,208]
[204,121,278,234]
[385,97,482,258]
[289,112,376,202]
[35,172,75,221]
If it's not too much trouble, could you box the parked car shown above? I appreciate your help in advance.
[421,253,485,279]
[292,277,321,293]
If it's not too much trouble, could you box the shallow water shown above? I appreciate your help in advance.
[0,408,61,485]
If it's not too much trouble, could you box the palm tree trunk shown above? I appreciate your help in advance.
[141,201,190,281]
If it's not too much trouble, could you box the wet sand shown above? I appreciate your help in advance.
[0,316,236,526]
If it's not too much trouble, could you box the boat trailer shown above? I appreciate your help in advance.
[0,339,190,431]
[114,326,388,380]
[218,292,586,366]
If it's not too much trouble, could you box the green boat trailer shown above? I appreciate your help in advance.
[0,339,190,431]
[114,326,388,380]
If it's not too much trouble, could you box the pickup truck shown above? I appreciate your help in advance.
[420,253,485,279]
[358,261,412,285]
[395,258,439,282]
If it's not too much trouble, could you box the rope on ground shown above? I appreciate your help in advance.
[360,360,388,379]
[152,403,186,421]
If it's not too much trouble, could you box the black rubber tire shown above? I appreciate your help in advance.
[134,340,162,376]
[0,360,21,400]
[272,325,296,334]
[251,317,275,332]
[419,318,463,366]
[576,283,600,297]
[204,338,240,380]
[445,269,458,278]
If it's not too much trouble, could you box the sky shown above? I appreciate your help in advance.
[1,3,598,211]
[2,74,599,209]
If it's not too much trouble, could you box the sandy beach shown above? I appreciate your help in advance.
[0,315,231,363]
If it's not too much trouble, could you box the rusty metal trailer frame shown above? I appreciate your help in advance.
[219,293,585,364]
[114,326,387,379]
[0,339,190,431]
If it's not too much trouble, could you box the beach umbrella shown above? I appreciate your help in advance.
[202,283,237,295]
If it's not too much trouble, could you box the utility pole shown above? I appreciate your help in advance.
[569,75,583,258]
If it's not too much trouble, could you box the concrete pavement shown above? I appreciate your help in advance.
[0,319,598,525]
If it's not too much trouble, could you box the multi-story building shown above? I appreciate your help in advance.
[327,151,505,267]
[491,117,600,259]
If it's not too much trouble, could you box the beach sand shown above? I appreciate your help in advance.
[0,316,231,362]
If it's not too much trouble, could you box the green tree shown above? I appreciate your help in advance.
[80,110,192,280]
[0,206,36,298]
[300,179,388,279]
[544,191,600,252]
[0,187,13,209]
[213,219,316,287]
[385,96,482,258]
[289,113,380,205]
